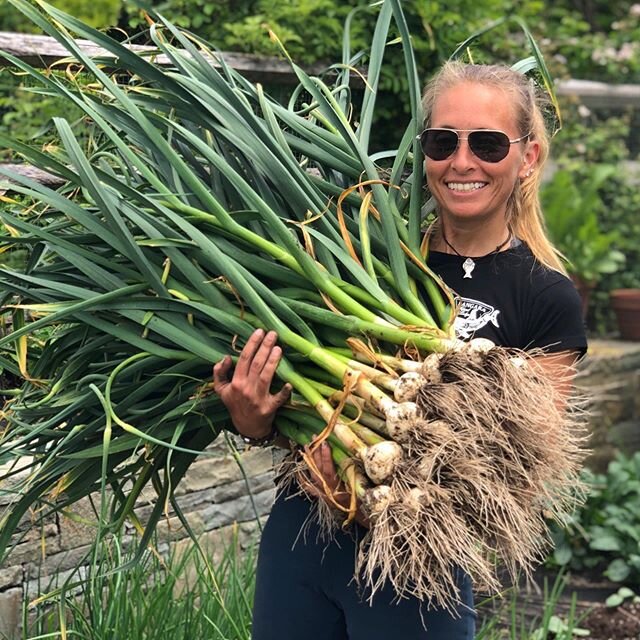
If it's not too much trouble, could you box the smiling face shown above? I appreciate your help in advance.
[426,81,539,227]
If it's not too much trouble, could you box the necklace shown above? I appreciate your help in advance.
[441,228,512,279]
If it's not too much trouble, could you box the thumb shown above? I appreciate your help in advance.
[273,382,292,408]
[212,356,232,394]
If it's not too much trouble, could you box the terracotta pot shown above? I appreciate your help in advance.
[571,275,593,319]
[610,288,640,341]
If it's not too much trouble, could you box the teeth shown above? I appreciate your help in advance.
[447,182,486,192]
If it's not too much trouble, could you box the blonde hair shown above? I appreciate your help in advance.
[421,61,566,274]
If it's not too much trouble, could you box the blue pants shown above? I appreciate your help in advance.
[252,490,476,640]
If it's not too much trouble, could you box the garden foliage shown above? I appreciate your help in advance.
[548,106,640,332]
[3,1,640,155]
[0,0,121,32]
[549,452,640,585]
[22,532,256,639]
[540,164,626,285]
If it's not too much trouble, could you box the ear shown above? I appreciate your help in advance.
[518,139,540,179]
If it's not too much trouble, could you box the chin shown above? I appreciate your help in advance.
[443,205,492,221]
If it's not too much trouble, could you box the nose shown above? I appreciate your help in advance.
[450,137,476,171]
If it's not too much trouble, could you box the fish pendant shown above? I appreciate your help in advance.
[462,257,475,279]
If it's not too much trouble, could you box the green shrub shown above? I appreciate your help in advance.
[548,105,640,334]
[529,3,640,83]
[0,0,121,32]
[0,0,112,163]
[540,164,626,286]
[547,452,640,585]
[0,72,85,162]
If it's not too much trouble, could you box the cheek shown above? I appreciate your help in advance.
[489,160,522,187]
[425,161,434,180]
[425,161,444,185]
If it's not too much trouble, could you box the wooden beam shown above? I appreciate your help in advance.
[0,31,354,86]
[556,78,640,109]
[0,164,65,193]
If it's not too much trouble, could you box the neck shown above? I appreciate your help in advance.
[434,218,511,257]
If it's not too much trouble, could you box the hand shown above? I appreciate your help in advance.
[301,440,370,528]
[212,329,292,440]
[303,441,345,500]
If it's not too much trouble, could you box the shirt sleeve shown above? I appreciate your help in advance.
[526,276,588,356]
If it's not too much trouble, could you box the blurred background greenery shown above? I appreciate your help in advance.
[1,0,639,334]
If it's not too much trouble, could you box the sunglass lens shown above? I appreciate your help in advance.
[421,129,458,160]
[468,131,510,162]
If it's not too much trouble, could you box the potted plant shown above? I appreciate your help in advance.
[541,164,626,318]
[610,288,640,341]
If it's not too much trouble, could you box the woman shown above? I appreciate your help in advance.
[213,61,587,639]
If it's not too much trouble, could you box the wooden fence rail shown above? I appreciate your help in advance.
[556,78,640,109]
[0,164,64,193]
[0,30,330,85]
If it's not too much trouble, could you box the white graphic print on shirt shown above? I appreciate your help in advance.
[453,297,501,340]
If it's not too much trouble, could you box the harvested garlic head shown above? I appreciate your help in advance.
[362,441,403,484]
[420,352,442,384]
[385,401,422,442]
[394,372,427,403]
[363,484,393,519]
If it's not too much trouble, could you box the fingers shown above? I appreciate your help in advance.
[271,382,292,410]
[234,328,266,379]
[258,344,282,392]
[309,441,340,493]
[214,329,282,388]
[235,330,282,393]
[300,441,354,513]
[298,442,335,499]
[297,470,323,499]
[252,331,278,373]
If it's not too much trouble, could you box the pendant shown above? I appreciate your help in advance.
[462,257,475,279]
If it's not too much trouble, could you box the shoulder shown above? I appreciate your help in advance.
[507,244,580,305]
[499,243,560,283]
[508,244,587,354]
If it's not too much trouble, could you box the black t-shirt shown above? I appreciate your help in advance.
[427,243,588,354]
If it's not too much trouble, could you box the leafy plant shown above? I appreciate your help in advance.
[605,586,640,608]
[476,572,590,640]
[0,0,121,32]
[548,452,640,585]
[548,105,640,334]
[541,164,626,285]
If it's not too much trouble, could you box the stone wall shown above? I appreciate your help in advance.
[577,339,640,471]
[0,437,278,639]
[1,338,638,638]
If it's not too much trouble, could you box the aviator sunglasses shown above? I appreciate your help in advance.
[419,128,530,163]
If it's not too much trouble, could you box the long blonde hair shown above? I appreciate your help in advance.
[421,61,565,274]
